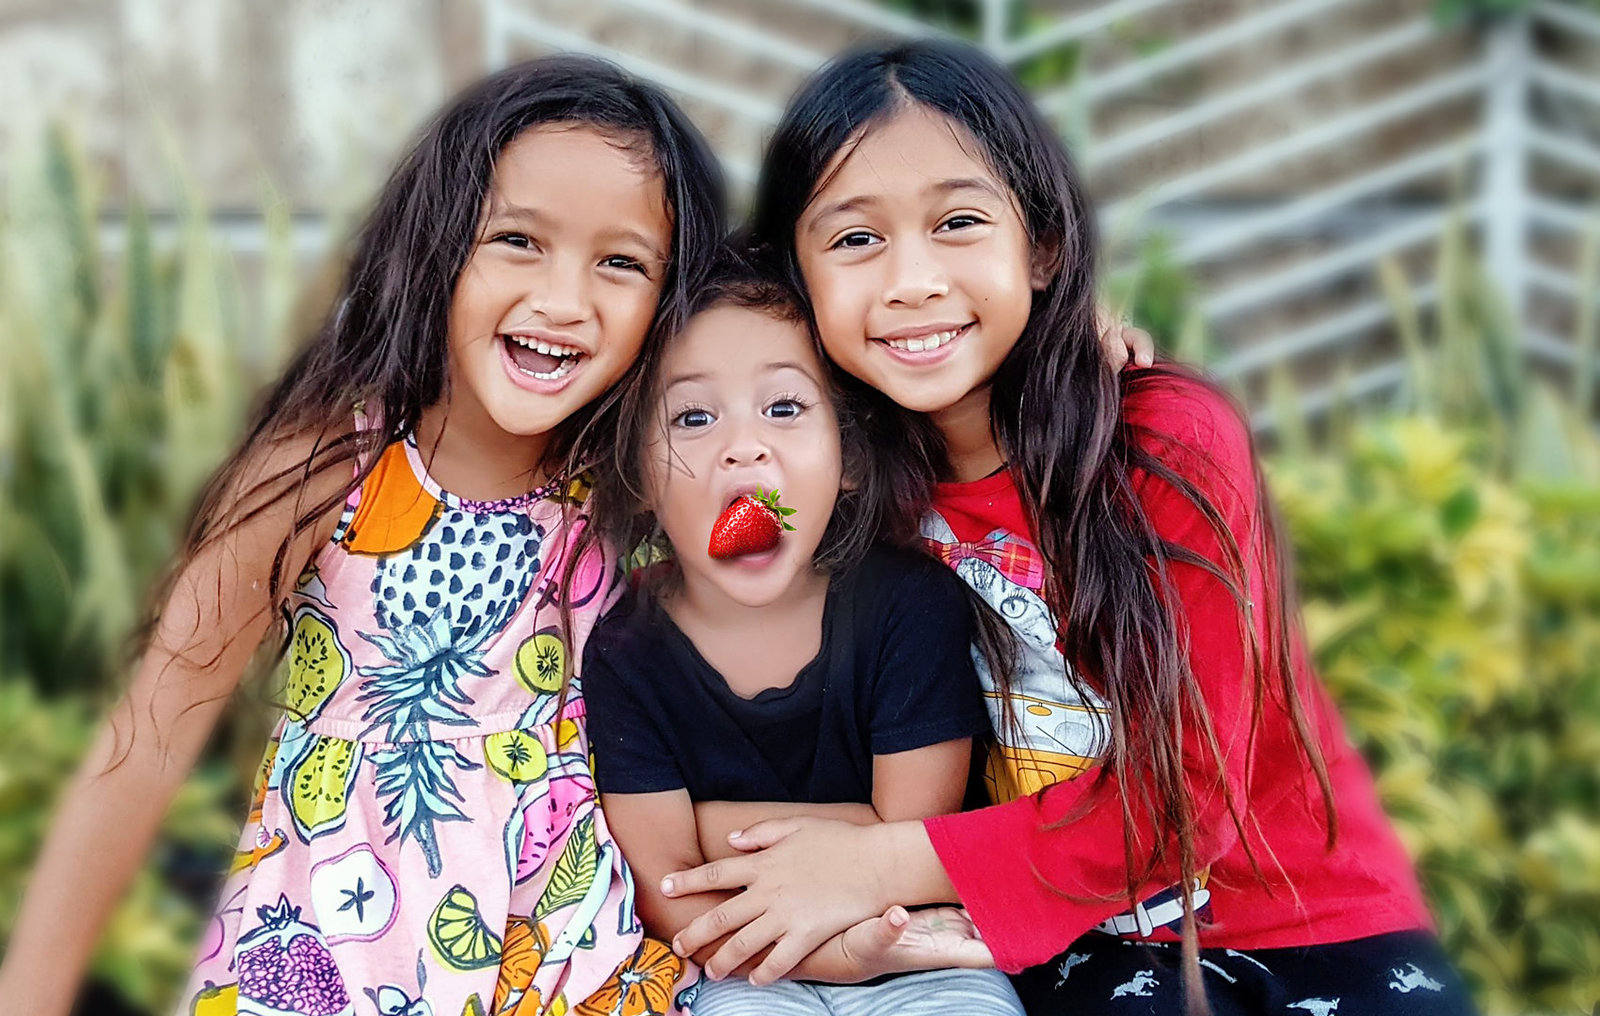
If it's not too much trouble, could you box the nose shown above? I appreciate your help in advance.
[720,414,772,468]
[523,253,590,327]
[882,235,949,308]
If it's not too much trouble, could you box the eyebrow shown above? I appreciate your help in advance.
[762,361,824,387]
[662,361,820,391]
[932,177,1007,202]
[806,177,1005,231]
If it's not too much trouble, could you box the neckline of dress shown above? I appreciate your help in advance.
[401,434,562,514]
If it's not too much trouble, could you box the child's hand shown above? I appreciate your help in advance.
[837,905,995,977]
[663,817,931,984]
[1095,304,1156,370]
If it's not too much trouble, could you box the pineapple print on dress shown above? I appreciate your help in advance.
[180,432,692,1016]
[352,439,547,876]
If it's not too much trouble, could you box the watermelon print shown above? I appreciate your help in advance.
[179,434,692,1015]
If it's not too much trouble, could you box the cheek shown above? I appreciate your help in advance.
[606,284,662,354]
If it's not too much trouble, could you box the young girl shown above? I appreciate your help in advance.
[0,56,723,1016]
[580,247,1025,1016]
[658,41,1478,1016]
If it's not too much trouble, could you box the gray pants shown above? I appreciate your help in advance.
[687,967,1024,1016]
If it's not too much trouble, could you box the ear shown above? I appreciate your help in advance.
[1029,231,1063,291]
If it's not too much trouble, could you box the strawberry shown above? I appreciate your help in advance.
[708,487,797,559]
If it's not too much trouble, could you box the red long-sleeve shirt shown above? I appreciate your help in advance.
[922,373,1431,973]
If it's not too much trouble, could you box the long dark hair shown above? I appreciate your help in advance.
[753,39,1334,1009]
[149,55,724,676]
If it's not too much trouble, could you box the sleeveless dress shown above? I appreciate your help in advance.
[180,434,693,1016]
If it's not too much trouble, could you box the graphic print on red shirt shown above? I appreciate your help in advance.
[922,479,1211,940]
[920,373,1431,972]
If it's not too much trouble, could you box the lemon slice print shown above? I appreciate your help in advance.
[514,632,566,694]
[428,885,504,971]
[486,730,548,783]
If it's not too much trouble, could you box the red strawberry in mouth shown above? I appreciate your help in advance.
[708,487,797,560]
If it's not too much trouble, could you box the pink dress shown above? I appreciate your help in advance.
[181,435,693,1016]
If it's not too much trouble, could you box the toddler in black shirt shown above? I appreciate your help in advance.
[582,246,1023,1015]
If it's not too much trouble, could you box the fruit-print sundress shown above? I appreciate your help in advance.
[180,432,697,1016]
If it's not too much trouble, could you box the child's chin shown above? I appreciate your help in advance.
[708,552,807,606]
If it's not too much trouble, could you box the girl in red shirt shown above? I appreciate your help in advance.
[660,39,1476,1016]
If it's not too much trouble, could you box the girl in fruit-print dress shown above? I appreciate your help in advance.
[0,56,723,1016]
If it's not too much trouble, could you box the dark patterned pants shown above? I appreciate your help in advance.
[1012,930,1477,1016]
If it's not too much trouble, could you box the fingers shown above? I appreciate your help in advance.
[1100,323,1131,371]
[670,890,763,959]
[704,912,788,982]
[1124,322,1156,368]
[842,907,909,967]
[661,855,751,899]
[725,816,804,852]
[746,915,834,986]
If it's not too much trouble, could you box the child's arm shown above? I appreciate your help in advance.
[693,801,879,860]
[692,737,970,860]
[612,790,963,986]
[870,739,971,822]
[0,431,350,1016]
[602,789,739,968]
[768,738,976,983]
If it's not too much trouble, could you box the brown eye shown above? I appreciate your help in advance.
[602,255,647,274]
[833,231,879,250]
[672,407,714,428]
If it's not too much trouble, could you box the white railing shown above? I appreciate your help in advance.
[485,0,1600,428]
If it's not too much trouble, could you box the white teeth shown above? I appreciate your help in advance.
[506,334,583,357]
[885,327,963,352]
[519,357,579,381]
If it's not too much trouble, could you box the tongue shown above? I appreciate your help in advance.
[506,338,563,375]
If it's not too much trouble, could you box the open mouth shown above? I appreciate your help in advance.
[876,321,973,353]
[503,334,585,381]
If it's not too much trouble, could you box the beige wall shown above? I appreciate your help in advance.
[0,0,486,211]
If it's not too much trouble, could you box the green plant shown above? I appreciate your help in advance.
[1266,215,1600,1013]
[0,126,296,698]
[0,678,239,1011]
[1103,230,1208,363]
[0,126,296,1012]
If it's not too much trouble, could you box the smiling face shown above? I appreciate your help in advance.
[644,303,843,611]
[442,124,671,453]
[795,105,1045,419]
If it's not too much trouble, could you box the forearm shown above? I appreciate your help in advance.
[0,713,196,1012]
[636,882,742,968]
[787,934,875,984]
[694,800,881,861]
[868,819,959,908]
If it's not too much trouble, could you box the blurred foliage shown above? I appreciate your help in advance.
[1269,218,1600,1013]
[2,124,1598,1016]
[1104,229,1209,363]
[0,682,239,1011]
[0,128,295,1009]
[0,125,297,697]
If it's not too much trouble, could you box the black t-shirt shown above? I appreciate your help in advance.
[584,545,990,804]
